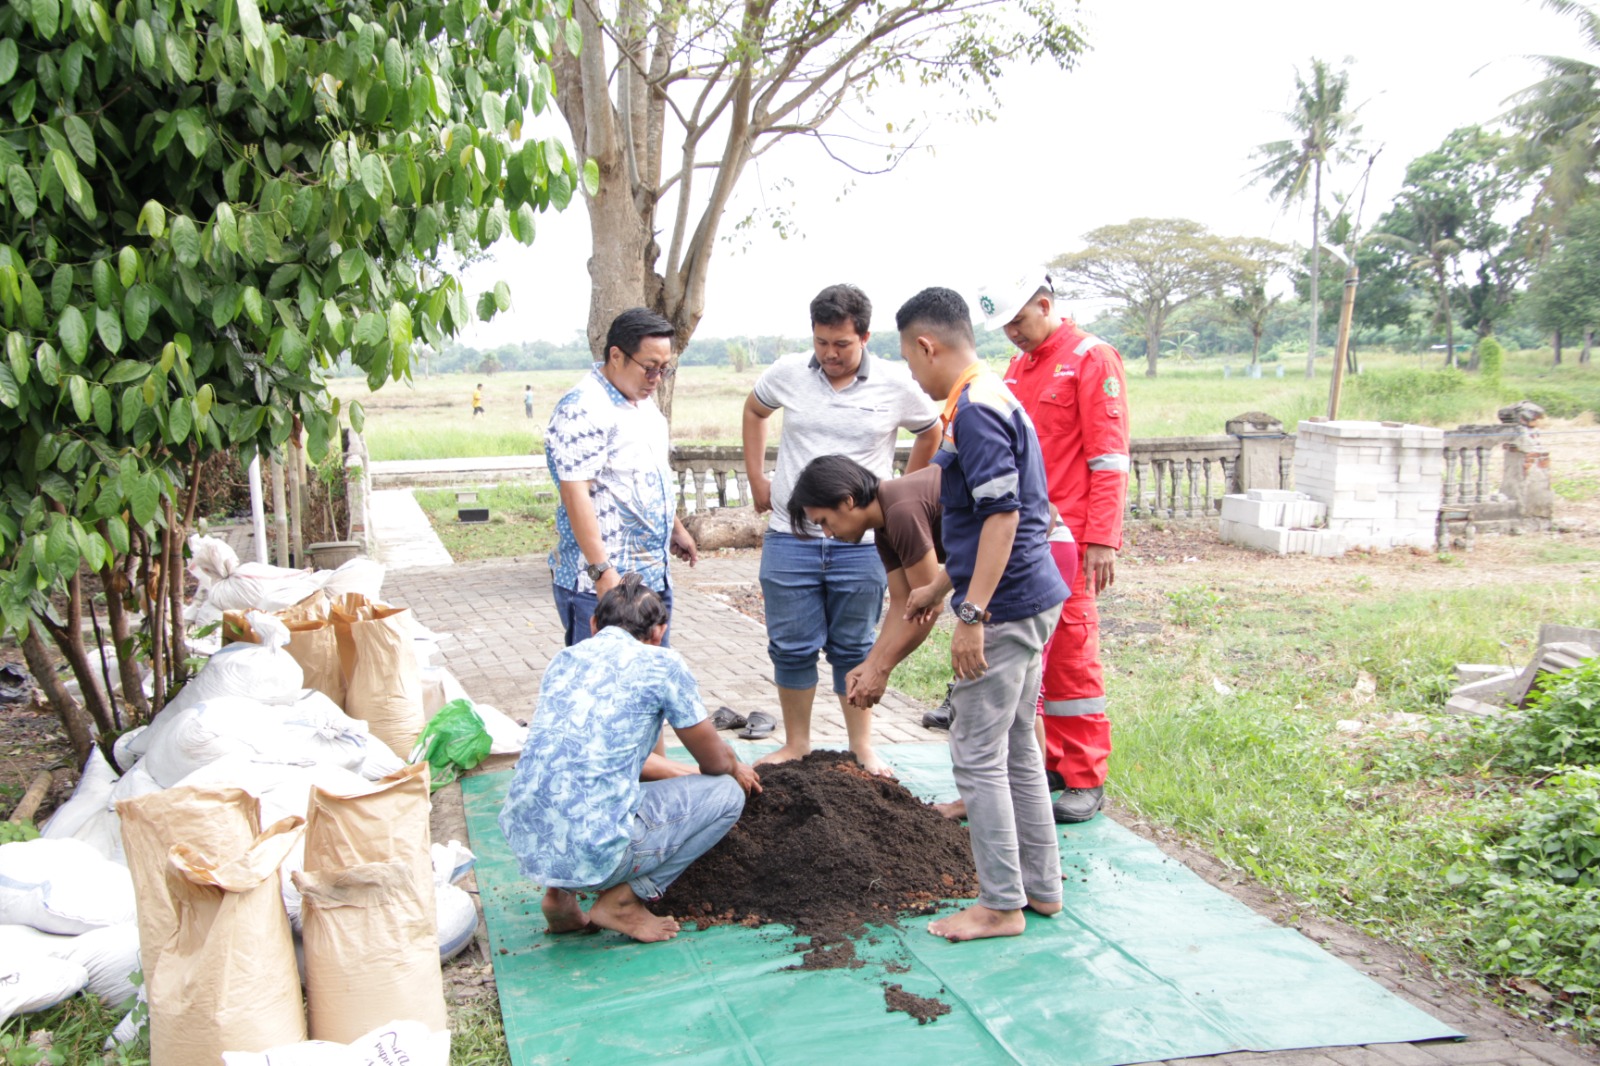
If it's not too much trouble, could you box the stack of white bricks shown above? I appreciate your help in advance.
[1291,420,1444,552]
[1219,489,1343,556]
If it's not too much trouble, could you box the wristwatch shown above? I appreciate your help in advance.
[955,601,988,626]
[584,559,613,582]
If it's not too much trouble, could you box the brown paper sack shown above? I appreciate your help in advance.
[297,762,445,1041]
[224,607,346,709]
[340,603,425,757]
[118,786,260,980]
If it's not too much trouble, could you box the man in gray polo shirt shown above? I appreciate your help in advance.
[742,284,942,775]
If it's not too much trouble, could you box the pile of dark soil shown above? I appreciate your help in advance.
[656,750,978,952]
[882,983,953,1025]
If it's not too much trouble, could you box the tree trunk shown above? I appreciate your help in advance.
[1583,330,1593,364]
[1250,329,1262,365]
[583,162,656,358]
[1554,328,1563,366]
[22,627,95,768]
[99,555,150,724]
[1306,161,1321,379]
[1144,311,1161,378]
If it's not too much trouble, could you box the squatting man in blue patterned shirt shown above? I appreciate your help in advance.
[498,576,763,943]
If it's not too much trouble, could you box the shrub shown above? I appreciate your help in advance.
[1489,658,1600,772]
[1483,768,1600,886]
[1471,874,1600,1036]
[1477,336,1504,385]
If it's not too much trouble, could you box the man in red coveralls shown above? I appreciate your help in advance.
[974,274,1129,824]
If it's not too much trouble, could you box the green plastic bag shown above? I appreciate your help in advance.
[412,699,492,790]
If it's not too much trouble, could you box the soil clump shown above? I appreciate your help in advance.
[882,983,953,1025]
[655,749,978,968]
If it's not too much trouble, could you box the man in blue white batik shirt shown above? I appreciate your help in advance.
[545,307,700,647]
[499,577,761,942]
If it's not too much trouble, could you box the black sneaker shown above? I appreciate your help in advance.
[1052,786,1105,824]
[921,694,954,730]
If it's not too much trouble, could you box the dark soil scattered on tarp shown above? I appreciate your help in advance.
[655,749,978,967]
[882,982,953,1024]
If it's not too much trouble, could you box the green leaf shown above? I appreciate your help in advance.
[196,383,213,417]
[168,395,193,442]
[563,18,582,56]
[0,360,17,408]
[119,385,142,432]
[165,32,196,83]
[63,115,96,166]
[50,148,84,206]
[237,0,266,51]
[383,38,406,90]
[173,110,208,158]
[19,271,43,329]
[78,526,107,573]
[349,398,365,433]
[103,359,150,385]
[95,305,122,353]
[117,246,138,288]
[91,258,114,307]
[132,20,157,69]
[354,311,384,346]
[137,200,165,239]
[68,374,90,420]
[387,301,412,350]
[493,280,511,312]
[49,266,71,312]
[11,79,36,123]
[57,305,87,361]
[243,286,264,326]
[103,514,128,554]
[32,0,60,39]
[214,202,239,254]
[45,517,77,572]
[582,157,599,198]
[482,91,505,134]
[123,285,152,341]
[337,248,365,286]
[0,39,17,85]
[360,153,386,200]
[6,164,37,218]
[170,215,200,268]
[7,331,28,386]
[549,169,573,211]
[91,383,111,433]
[35,341,58,386]
[126,473,159,527]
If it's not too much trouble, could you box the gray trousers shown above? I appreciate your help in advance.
[949,603,1064,911]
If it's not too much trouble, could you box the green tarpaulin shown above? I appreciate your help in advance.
[462,743,1459,1066]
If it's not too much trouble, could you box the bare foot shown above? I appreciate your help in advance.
[932,799,967,821]
[754,743,810,767]
[541,888,590,933]
[927,904,1026,942]
[1025,897,1062,917]
[851,746,897,778]
[586,884,682,943]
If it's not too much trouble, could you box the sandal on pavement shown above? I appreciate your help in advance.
[737,711,777,740]
[711,706,748,731]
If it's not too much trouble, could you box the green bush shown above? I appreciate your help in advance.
[1477,336,1504,385]
[1489,658,1600,772]
[1471,874,1600,1036]
[1520,386,1600,421]
[1483,768,1600,886]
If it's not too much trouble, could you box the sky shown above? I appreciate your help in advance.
[452,0,1583,349]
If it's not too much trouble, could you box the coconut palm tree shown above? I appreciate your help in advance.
[1503,0,1600,252]
[1250,58,1363,379]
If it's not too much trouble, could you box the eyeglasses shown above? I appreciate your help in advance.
[625,352,676,380]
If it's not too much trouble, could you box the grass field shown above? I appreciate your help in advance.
[332,347,1600,461]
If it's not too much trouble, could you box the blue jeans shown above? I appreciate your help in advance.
[596,775,746,901]
[553,581,674,648]
[758,532,885,693]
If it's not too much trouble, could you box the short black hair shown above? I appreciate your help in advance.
[895,287,976,348]
[605,307,675,360]
[787,454,880,537]
[592,573,669,640]
[810,284,871,337]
